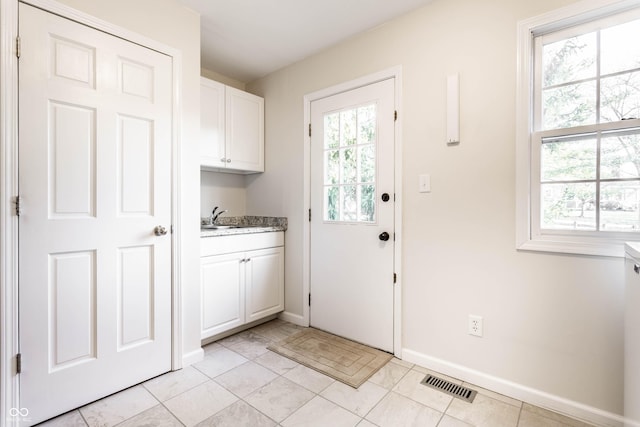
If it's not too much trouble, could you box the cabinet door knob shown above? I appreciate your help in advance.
[220,157,226,162]
[226,158,232,163]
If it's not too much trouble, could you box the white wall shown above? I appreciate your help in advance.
[247,0,625,419]
[200,171,247,218]
[54,0,203,365]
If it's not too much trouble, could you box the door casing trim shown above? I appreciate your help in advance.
[0,0,183,423]
[302,67,403,357]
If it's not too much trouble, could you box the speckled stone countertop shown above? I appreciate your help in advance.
[200,216,287,237]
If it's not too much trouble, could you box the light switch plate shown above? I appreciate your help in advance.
[419,174,431,193]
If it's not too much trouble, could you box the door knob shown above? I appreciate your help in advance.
[379,231,390,241]
[154,225,168,236]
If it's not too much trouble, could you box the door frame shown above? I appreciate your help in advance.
[0,0,184,422]
[302,67,403,357]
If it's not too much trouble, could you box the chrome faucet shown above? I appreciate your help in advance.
[211,208,227,224]
[208,206,218,224]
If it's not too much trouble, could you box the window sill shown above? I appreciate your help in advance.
[517,235,632,257]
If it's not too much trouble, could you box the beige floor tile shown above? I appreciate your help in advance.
[356,420,378,427]
[245,376,315,422]
[462,383,522,408]
[281,396,362,427]
[320,380,388,417]
[392,369,453,412]
[255,350,300,375]
[143,366,209,401]
[195,400,276,427]
[438,414,475,427]
[369,359,411,389]
[224,333,272,360]
[389,357,415,369]
[164,380,237,426]
[193,347,248,378]
[202,342,224,355]
[446,393,520,427]
[283,364,335,393]
[117,405,182,427]
[520,403,595,427]
[365,391,442,427]
[214,361,278,397]
[38,410,87,427]
[80,386,158,427]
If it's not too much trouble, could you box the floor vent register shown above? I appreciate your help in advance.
[420,374,477,403]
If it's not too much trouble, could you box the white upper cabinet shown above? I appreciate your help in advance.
[200,77,264,173]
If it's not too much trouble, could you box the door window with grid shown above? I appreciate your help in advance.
[322,104,377,223]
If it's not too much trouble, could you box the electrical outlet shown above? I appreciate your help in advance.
[468,315,483,337]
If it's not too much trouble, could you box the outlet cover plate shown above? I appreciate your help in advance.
[468,315,483,337]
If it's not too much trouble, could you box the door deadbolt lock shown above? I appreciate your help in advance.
[381,193,390,202]
[379,231,390,241]
[154,225,168,236]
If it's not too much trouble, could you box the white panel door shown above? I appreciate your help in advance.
[200,77,226,168]
[246,247,284,322]
[201,253,245,338]
[310,79,395,352]
[18,4,173,424]
[226,86,264,172]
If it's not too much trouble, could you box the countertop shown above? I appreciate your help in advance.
[626,242,640,260]
[200,216,287,238]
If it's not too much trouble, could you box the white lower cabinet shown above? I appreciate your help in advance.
[201,232,284,340]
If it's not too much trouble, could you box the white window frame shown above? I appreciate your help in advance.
[516,0,640,257]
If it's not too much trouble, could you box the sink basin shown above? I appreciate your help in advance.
[201,225,240,230]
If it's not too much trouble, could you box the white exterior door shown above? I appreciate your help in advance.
[18,4,173,424]
[310,79,395,353]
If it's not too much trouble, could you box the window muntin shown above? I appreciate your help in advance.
[533,9,640,237]
[323,103,377,223]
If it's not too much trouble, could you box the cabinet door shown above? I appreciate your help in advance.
[201,253,245,338]
[200,77,226,168]
[246,247,284,322]
[226,86,264,172]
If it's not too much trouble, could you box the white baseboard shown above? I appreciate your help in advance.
[402,349,624,427]
[278,311,306,327]
[181,347,204,367]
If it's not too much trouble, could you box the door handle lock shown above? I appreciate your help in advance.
[379,232,390,241]
[154,225,168,236]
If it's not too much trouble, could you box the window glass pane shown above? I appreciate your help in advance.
[342,185,357,221]
[341,148,356,184]
[601,71,640,122]
[601,18,640,75]
[324,150,340,185]
[324,113,340,149]
[340,109,356,146]
[600,181,640,231]
[542,81,596,130]
[359,184,376,222]
[542,32,596,87]
[541,182,596,230]
[358,104,376,145]
[324,186,339,221]
[541,137,597,181]
[359,145,375,183]
[601,130,640,179]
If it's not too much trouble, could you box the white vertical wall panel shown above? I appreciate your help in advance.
[118,116,152,216]
[118,246,153,349]
[51,36,95,88]
[49,102,96,217]
[49,251,96,370]
[119,58,154,101]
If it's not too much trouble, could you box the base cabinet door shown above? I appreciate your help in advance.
[201,253,245,338]
[246,247,284,322]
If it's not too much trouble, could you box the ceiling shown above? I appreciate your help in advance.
[176,0,435,83]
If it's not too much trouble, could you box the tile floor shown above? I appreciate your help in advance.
[40,319,595,427]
